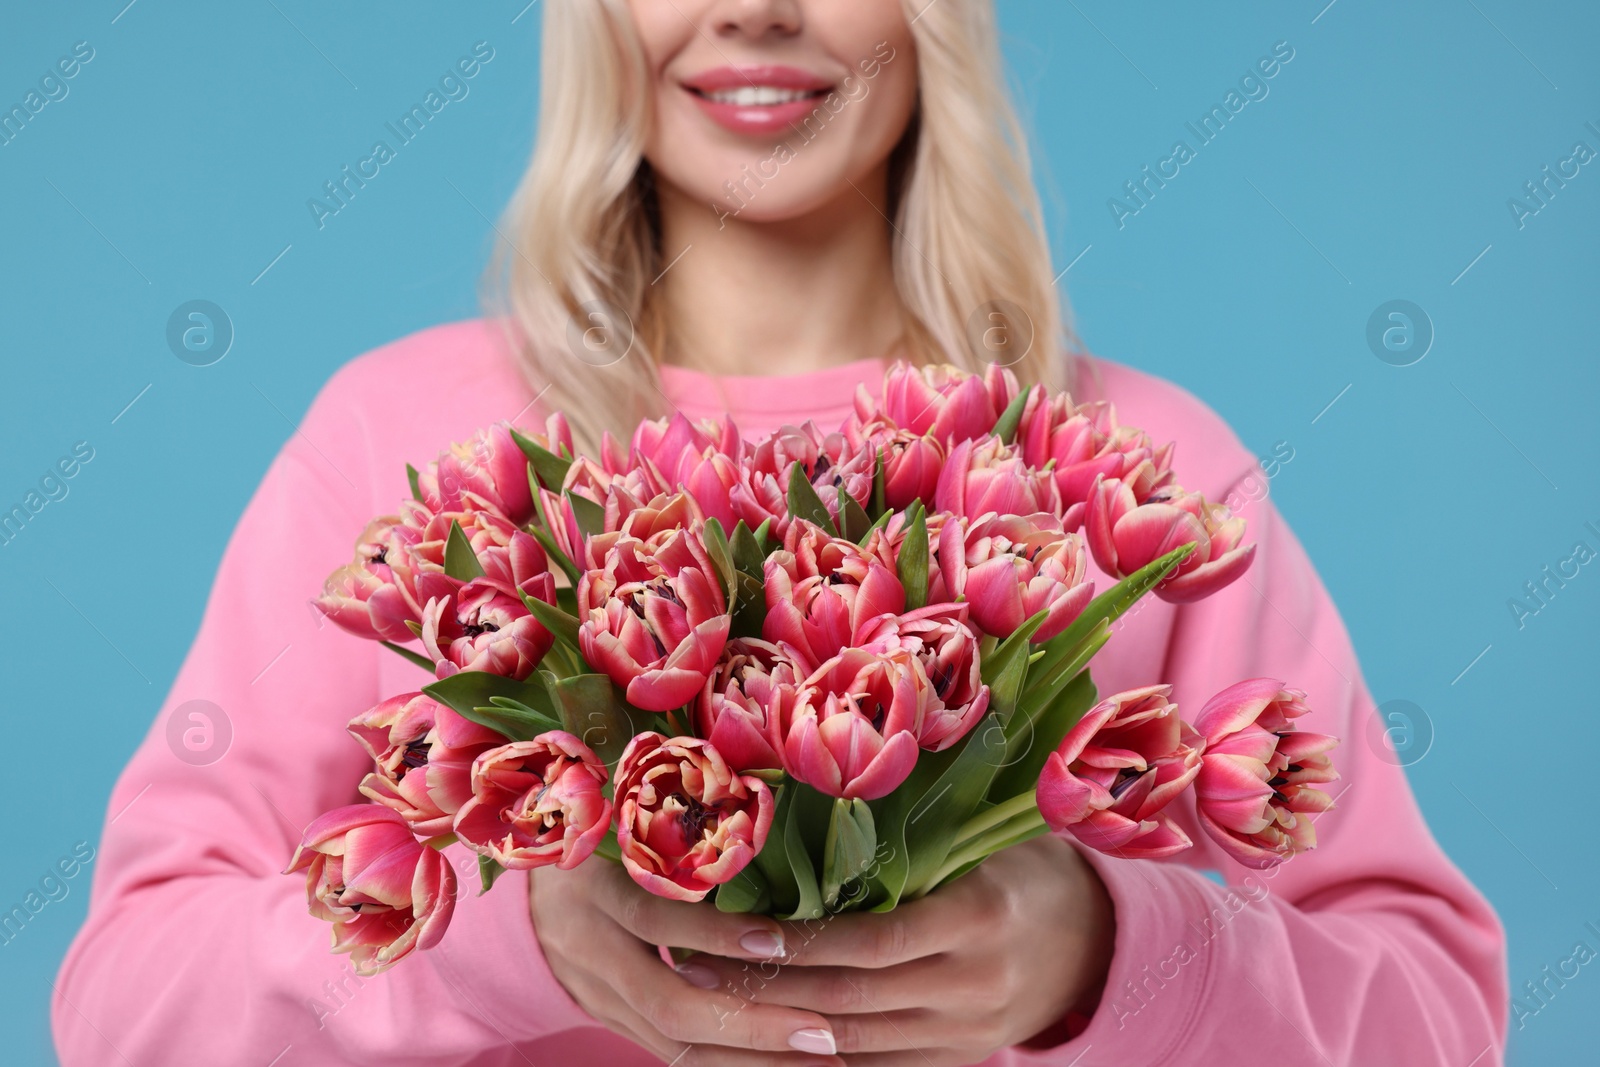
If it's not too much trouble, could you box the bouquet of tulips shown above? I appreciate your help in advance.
[291,361,1340,976]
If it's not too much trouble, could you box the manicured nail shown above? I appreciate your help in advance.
[739,929,785,958]
[674,962,720,990]
[788,1028,836,1055]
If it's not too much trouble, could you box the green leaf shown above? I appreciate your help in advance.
[520,590,583,652]
[743,767,788,785]
[979,610,1049,724]
[991,388,1029,445]
[380,640,435,672]
[729,520,768,577]
[836,485,872,544]
[542,671,649,769]
[822,798,877,909]
[753,785,802,917]
[714,863,771,914]
[994,620,1108,787]
[896,504,929,611]
[422,671,562,740]
[786,463,837,537]
[563,490,605,539]
[1021,543,1194,705]
[865,711,1007,909]
[509,427,573,491]
[752,782,829,921]
[701,517,737,604]
[406,463,423,503]
[444,520,486,581]
[990,668,1099,800]
[778,784,828,920]
[479,854,507,893]
[858,508,893,548]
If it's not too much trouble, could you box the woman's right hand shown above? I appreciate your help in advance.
[529,858,846,1066]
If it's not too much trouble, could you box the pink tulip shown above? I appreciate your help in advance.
[729,425,817,537]
[419,573,558,681]
[1191,679,1339,868]
[1017,390,1175,528]
[453,733,613,871]
[1037,685,1202,859]
[418,419,562,526]
[937,512,1094,643]
[694,638,805,773]
[857,605,990,751]
[858,361,1020,446]
[285,805,456,976]
[573,488,701,570]
[315,513,428,642]
[762,520,906,672]
[1084,477,1256,603]
[934,435,1061,521]
[833,413,948,512]
[782,647,930,800]
[348,693,505,838]
[577,529,731,711]
[613,733,774,902]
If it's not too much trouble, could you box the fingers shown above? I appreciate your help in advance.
[592,860,790,961]
[684,956,941,1015]
[778,886,972,968]
[589,905,844,1054]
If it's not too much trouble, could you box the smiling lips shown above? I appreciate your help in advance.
[681,64,833,136]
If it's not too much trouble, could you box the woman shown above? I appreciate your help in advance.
[53,2,1507,1064]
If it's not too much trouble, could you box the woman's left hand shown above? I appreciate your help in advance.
[678,833,1115,1065]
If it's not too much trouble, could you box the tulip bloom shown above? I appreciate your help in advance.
[858,361,1020,446]
[857,605,990,751]
[695,639,805,773]
[316,513,428,643]
[763,520,906,671]
[419,574,558,681]
[348,693,506,838]
[1037,685,1203,859]
[454,733,613,871]
[1084,477,1255,603]
[577,529,731,711]
[613,733,774,902]
[418,419,563,526]
[783,648,931,800]
[937,512,1094,643]
[1191,679,1339,868]
[285,805,457,976]
[729,424,819,537]
[934,435,1061,521]
[1016,390,1175,527]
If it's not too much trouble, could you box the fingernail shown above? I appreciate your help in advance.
[739,929,785,958]
[788,1028,836,1055]
[674,962,720,990]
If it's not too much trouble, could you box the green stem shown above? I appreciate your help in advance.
[950,790,1039,850]
[918,809,1049,896]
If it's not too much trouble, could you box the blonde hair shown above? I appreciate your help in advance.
[486,0,1075,457]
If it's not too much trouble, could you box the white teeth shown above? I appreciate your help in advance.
[704,86,815,106]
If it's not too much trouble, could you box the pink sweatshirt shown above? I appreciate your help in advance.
[53,320,1508,1066]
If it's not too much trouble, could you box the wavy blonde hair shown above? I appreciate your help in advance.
[486,0,1075,457]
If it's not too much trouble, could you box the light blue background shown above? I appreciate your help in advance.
[2,2,1595,1063]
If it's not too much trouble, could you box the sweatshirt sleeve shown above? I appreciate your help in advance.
[1017,464,1510,1066]
[52,360,594,1066]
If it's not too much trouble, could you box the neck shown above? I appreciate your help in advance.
[651,163,909,377]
